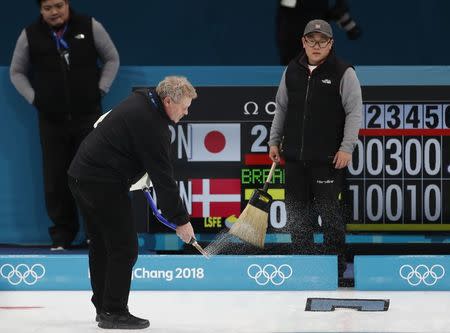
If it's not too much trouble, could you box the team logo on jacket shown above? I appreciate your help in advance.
[321,79,331,84]
[316,179,334,184]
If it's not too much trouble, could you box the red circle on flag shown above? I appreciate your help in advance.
[204,131,226,153]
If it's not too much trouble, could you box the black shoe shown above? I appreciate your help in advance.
[50,242,67,251]
[95,314,100,322]
[50,245,65,251]
[98,311,149,330]
[51,241,70,251]
[338,277,354,288]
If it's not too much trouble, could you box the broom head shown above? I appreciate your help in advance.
[229,189,273,248]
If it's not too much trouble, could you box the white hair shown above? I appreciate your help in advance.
[156,76,197,103]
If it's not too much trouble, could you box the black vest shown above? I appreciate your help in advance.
[283,51,351,161]
[26,12,100,114]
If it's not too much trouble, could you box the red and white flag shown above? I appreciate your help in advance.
[191,178,241,217]
[188,123,240,162]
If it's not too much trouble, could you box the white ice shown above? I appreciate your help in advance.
[1,290,450,332]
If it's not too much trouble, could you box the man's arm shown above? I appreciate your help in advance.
[339,67,362,153]
[268,69,289,162]
[268,68,288,147]
[92,18,120,95]
[132,112,189,226]
[10,30,35,104]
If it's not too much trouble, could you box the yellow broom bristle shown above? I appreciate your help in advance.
[228,204,268,248]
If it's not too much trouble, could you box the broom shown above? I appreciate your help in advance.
[142,188,210,258]
[228,162,277,248]
[129,172,209,257]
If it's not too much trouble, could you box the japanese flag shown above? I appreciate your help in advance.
[188,123,240,162]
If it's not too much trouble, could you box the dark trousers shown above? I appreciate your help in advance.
[68,177,138,313]
[286,161,347,276]
[38,113,99,246]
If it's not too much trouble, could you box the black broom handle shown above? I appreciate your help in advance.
[262,162,277,192]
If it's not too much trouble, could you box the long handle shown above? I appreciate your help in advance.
[143,188,209,258]
[262,162,277,192]
[143,188,177,230]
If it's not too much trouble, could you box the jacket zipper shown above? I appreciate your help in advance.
[299,73,311,159]
[59,51,72,120]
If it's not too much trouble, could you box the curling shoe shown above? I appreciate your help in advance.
[98,311,149,329]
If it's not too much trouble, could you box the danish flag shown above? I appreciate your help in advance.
[191,178,241,217]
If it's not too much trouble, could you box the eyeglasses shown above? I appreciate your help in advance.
[304,37,331,49]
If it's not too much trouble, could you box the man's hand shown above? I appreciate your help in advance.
[333,150,352,169]
[269,145,281,163]
[176,222,195,243]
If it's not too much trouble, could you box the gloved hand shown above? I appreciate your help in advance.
[328,0,362,40]
[345,23,361,40]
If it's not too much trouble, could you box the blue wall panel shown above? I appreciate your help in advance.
[1,0,450,66]
[0,255,337,290]
[355,255,450,290]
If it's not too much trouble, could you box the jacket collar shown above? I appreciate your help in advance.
[136,89,173,124]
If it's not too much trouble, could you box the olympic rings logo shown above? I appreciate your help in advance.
[247,264,293,286]
[0,264,46,286]
[399,264,445,286]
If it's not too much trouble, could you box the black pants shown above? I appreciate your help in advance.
[286,161,347,276]
[38,113,99,246]
[68,177,138,313]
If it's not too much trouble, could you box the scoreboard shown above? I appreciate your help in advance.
[349,103,450,231]
[349,86,450,231]
[144,86,450,235]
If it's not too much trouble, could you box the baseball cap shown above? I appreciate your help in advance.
[303,19,333,38]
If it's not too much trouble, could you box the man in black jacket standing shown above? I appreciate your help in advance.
[68,76,197,329]
[269,19,362,282]
[10,0,119,249]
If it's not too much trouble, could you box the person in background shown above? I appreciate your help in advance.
[68,76,197,329]
[269,19,362,284]
[10,0,119,250]
[277,0,361,65]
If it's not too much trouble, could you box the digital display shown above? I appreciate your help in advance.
[143,86,450,234]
